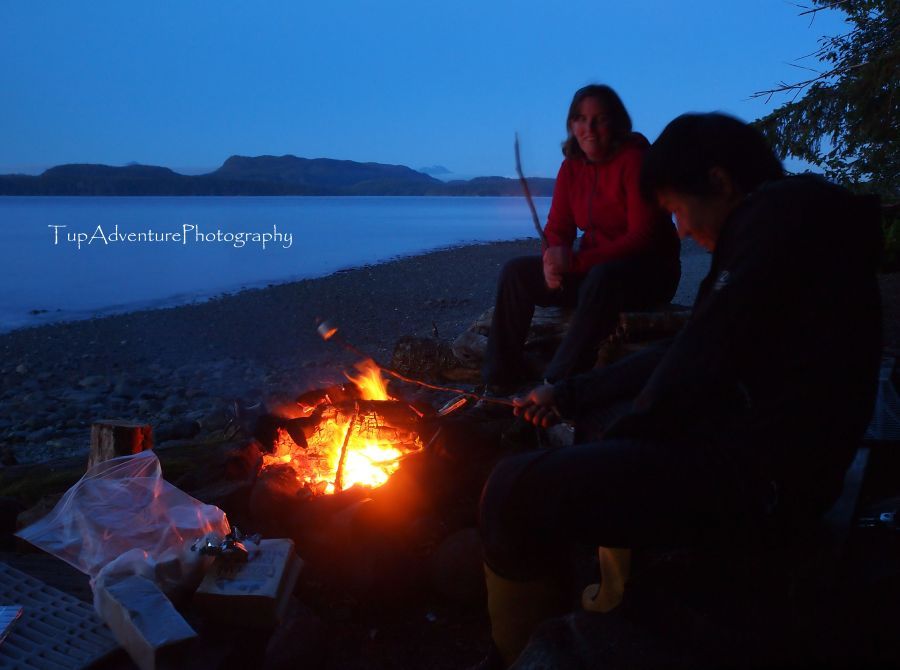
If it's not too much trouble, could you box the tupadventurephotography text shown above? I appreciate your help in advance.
[48,224,293,250]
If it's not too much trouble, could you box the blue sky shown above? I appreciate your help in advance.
[0,1,846,178]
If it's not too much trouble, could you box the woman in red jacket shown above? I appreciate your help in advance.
[482,84,680,388]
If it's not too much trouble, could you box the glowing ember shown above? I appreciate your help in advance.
[261,360,421,495]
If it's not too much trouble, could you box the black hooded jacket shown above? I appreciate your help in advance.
[554,175,883,511]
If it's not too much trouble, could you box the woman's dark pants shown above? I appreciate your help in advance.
[482,253,680,386]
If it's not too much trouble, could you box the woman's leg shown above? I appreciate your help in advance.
[544,254,680,382]
[482,256,565,387]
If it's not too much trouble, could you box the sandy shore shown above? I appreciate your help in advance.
[0,238,894,465]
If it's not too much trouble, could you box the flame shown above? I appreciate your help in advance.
[345,359,391,401]
[261,361,418,495]
[341,441,404,489]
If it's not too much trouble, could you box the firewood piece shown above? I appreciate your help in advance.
[87,421,153,470]
[449,330,486,368]
[390,336,464,379]
[617,305,692,342]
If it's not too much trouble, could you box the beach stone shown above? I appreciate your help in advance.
[163,402,187,416]
[60,389,102,404]
[78,374,109,389]
[113,380,139,398]
[46,438,77,451]
[201,408,230,432]
[155,420,201,442]
[15,364,28,375]
[429,528,485,605]
[21,416,42,430]
[20,379,40,392]
[26,427,55,442]
[19,391,46,406]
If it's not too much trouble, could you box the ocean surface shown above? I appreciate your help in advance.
[0,196,549,332]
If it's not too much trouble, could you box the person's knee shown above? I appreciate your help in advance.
[582,261,626,291]
[576,262,630,310]
[498,255,540,288]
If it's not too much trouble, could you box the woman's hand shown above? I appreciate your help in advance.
[542,247,573,289]
[513,384,561,427]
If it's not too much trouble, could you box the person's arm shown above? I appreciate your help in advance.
[572,149,671,273]
[552,340,671,417]
[512,341,671,427]
[543,161,577,250]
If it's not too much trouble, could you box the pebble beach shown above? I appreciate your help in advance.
[0,238,895,465]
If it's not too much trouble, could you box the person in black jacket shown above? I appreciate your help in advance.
[477,113,883,668]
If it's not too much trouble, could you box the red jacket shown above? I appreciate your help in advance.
[544,133,679,274]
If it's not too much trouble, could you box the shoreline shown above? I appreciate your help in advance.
[0,238,895,466]
[0,237,542,335]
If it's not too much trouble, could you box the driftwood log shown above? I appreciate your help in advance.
[390,336,481,383]
[87,421,154,470]
[391,304,692,384]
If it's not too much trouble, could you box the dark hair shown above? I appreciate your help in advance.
[640,113,784,200]
[562,85,632,159]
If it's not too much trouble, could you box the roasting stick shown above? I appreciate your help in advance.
[316,319,516,408]
[514,133,546,245]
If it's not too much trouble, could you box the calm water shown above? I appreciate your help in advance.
[0,196,549,332]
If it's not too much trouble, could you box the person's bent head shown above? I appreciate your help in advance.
[640,113,784,251]
[562,84,632,163]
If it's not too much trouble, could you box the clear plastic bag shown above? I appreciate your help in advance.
[16,450,230,579]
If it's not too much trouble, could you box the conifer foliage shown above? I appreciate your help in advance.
[753,0,898,196]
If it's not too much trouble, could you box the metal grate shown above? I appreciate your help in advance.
[0,561,118,669]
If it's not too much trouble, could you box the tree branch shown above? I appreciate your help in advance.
[751,61,869,101]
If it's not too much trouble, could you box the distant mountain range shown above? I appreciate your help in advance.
[0,155,555,196]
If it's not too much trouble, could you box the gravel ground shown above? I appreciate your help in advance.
[1,237,894,465]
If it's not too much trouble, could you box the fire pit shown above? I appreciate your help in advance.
[256,360,426,499]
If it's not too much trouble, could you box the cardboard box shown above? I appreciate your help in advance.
[193,538,303,628]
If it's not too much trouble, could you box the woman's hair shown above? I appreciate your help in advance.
[562,84,633,159]
[640,113,784,200]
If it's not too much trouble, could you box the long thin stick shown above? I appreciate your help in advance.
[334,406,357,493]
[515,133,547,245]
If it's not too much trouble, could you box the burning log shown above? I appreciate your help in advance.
[252,360,427,501]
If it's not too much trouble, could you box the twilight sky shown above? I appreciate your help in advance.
[0,1,845,178]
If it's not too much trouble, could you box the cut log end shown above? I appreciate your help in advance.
[87,421,154,471]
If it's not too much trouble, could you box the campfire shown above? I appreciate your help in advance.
[258,360,424,497]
